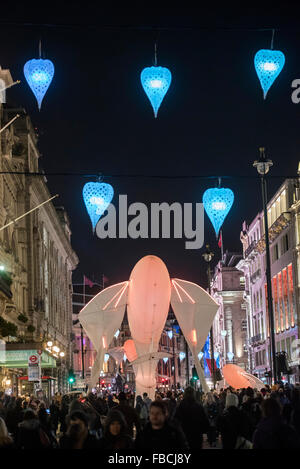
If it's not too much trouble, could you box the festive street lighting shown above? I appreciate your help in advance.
[23,51,55,110]
[82,181,114,233]
[202,244,216,390]
[47,341,53,347]
[253,147,277,383]
[254,49,285,99]
[203,187,234,238]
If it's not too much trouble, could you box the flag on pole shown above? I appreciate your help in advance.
[218,231,222,249]
[83,275,94,288]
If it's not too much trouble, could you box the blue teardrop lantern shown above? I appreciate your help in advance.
[24,59,55,110]
[254,49,285,99]
[203,187,234,237]
[140,66,172,117]
[83,182,114,233]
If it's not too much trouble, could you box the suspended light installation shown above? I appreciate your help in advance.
[167,330,173,340]
[140,43,172,117]
[202,187,234,237]
[82,179,114,233]
[254,30,285,99]
[198,351,204,361]
[104,353,110,363]
[179,352,186,361]
[23,41,54,110]
[163,357,169,364]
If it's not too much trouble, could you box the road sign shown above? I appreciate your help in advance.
[28,354,41,383]
[29,354,39,364]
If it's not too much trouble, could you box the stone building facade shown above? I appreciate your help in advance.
[237,170,300,384]
[211,252,249,376]
[0,67,78,397]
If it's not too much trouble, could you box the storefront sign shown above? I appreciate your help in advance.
[0,349,56,368]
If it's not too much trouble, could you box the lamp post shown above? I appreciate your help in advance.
[202,244,216,390]
[253,147,277,384]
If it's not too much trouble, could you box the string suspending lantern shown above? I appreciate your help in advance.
[254,30,285,99]
[23,42,54,110]
[202,187,234,237]
[140,43,171,117]
[82,180,114,233]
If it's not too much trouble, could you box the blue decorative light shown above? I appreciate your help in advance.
[123,353,127,362]
[24,59,54,109]
[254,49,285,99]
[198,351,204,361]
[114,330,120,338]
[163,357,169,364]
[82,182,114,233]
[140,66,172,117]
[227,352,234,361]
[104,353,109,363]
[214,352,219,360]
[179,352,186,361]
[203,187,234,237]
[167,330,173,340]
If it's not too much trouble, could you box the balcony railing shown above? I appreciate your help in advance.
[250,333,263,344]
[250,269,261,284]
[245,240,257,259]
[256,212,291,254]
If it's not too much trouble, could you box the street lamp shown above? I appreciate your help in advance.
[202,244,216,390]
[253,147,277,384]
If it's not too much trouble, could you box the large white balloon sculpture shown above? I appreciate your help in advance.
[79,255,219,399]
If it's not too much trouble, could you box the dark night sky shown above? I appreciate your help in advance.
[0,3,299,288]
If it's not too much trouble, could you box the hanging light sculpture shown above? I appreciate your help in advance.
[179,352,186,361]
[104,353,109,363]
[254,49,285,99]
[167,330,173,340]
[82,181,114,233]
[203,187,234,237]
[227,352,234,361]
[140,43,171,117]
[163,357,169,364]
[254,30,285,99]
[24,41,54,110]
[198,351,204,361]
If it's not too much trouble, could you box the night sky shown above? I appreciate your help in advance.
[0,4,299,289]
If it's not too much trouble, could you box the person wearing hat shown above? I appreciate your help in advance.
[59,410,100,449]
[99,409,134,449]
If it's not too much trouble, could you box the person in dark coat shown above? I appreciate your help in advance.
[217,392,253,449]
[114,392,141,438]
[16,409,51,449]
[135,400,189,451]
[59,410,100,449]
[99,409,134,449]
[174,387,209,449]
[253,397,300,449]
[0,417,15,449]
[5,397,23,439]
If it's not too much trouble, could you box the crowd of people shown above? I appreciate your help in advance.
[0,382,300,450]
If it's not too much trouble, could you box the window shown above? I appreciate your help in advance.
[272,244,279,263]
[240,276,245,287]
[281,234,289,254]
[241,319,247,331]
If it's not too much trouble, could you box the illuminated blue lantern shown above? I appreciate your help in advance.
[104,353,109,363]
[167,330,173,340]
[203,187,234,237]
[82,182,114,233]
[163,357,169,364]
[179,352,186,361]
[140,66,172,117]
[198,351,204,361]
[24,59,54,109]
[254,49,285,99]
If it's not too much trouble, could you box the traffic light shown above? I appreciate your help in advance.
[192,366,199,380]
[68,369,75,385]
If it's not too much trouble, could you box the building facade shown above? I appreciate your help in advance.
[237,171,300,384]
[0,67,78,397]
[211,252,249,378]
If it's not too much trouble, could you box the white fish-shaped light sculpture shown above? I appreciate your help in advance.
[79,255,219,397]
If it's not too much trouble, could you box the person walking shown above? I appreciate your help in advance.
[115,392,141,438]
[174,387,209,449]
[59,410,100,449]
[203,392,219,447]
[99,409,134,449]
[253,397,300,449]
[135,395,148,428]
[135,400,189,451]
